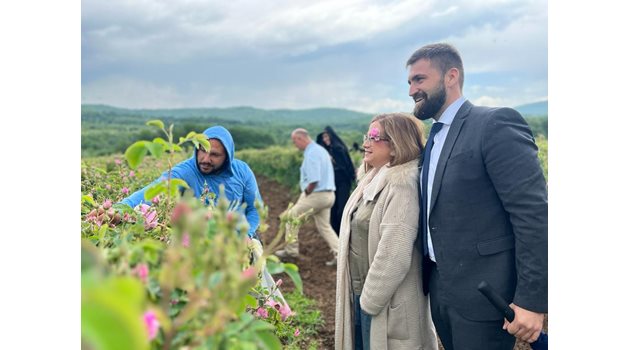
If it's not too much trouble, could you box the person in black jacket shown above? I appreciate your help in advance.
[408,42,547,349]
[316,126,357,235]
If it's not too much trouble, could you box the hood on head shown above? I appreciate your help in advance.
[192,126,235,174]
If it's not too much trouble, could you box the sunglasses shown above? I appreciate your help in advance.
[363,134,390,144]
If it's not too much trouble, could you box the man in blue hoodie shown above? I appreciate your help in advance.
[120,126,263,238]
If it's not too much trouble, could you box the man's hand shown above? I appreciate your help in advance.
[304,182,318,196]
[503,303,545,343]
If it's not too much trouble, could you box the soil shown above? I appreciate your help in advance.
[256,175,547,350]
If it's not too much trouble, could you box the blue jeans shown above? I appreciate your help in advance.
[354,294,372,350]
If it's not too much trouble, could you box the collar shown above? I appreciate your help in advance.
[363,165,390,202]
[435,96,466,126]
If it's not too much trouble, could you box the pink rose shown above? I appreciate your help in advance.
[143,311,159,340]
[255,307,268,319]
[170,202,191,224]
[102,199,113,209]
[122,187,130,195]
[241,266,256,280]
[278,302,293,321]
[138,204,159,230]
[134,263,149,284]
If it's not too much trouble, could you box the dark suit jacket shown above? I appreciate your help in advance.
[421,100,548,321]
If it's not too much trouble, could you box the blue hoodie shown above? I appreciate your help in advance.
[121,126,263,237]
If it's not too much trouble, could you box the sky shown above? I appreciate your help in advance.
[81,0,548,113]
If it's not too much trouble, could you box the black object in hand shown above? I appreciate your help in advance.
[477,281,548,350]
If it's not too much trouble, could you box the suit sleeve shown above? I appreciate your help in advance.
[242,164,262,238]
[360,182,419,316]
[482,108,548,313]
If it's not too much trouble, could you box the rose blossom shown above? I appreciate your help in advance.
[255,307,268,319]
[143,311,159,340]
[134,263,149,284]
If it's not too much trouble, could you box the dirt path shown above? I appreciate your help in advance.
[256,175,546,350]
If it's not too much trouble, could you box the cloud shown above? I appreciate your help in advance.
[82,0,435,62]
[82,0,547,111]
[82,77,187,109]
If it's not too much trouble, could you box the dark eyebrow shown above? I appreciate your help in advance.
[408,74,425,85]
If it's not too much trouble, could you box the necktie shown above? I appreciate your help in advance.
[421,122,444,257]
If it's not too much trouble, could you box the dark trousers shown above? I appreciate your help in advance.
[428,262,515,350]
[331,179,351,235]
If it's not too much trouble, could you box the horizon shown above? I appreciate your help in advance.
[81,99,548,114]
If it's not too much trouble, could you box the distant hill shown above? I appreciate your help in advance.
[81,104,373,127]
[514,100,547,117]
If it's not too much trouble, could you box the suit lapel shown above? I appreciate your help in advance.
[430,101,472,212]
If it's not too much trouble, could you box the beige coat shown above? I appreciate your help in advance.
[334,159,437,350]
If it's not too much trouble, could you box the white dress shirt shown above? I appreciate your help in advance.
[424,96,466,262]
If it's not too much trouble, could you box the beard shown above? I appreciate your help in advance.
[197,159,224,175]
[412,82,447,120]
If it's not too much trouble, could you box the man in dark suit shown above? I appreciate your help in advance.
[408,43,547,350]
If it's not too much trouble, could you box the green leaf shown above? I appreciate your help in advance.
[247,320,275,333]
[197,137,211,152]
[254,331,282,350]
[282,263,302,294]
[146,141,164,158]
[81,277,148,350]
[82,194,96,206]
[93,167,108,174]
[185,131,196,140]
[113,203,133,214]
[146,120,164,130]
[236,294,259,314]
[97,223,109,242]
[124,141,148,170]
[152,138,168,147]
[144,182,167,202]
[172,144,183,152]
[168,178,189,198]
[265,261,284,275]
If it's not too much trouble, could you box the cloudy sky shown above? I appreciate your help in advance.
[81,0,547,113]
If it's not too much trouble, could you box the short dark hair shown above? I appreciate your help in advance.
[406,43,464,90]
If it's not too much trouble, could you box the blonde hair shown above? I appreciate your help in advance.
[369,113,426,168]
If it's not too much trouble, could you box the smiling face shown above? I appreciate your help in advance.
[408,58,449,121]
[196,139,227,174]
[362,121,392,169]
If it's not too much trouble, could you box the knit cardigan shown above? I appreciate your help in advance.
[334,159,438,350]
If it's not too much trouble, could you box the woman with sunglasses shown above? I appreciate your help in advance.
[334,113,438,350]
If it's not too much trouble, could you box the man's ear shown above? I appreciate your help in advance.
[445,67,460,88]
